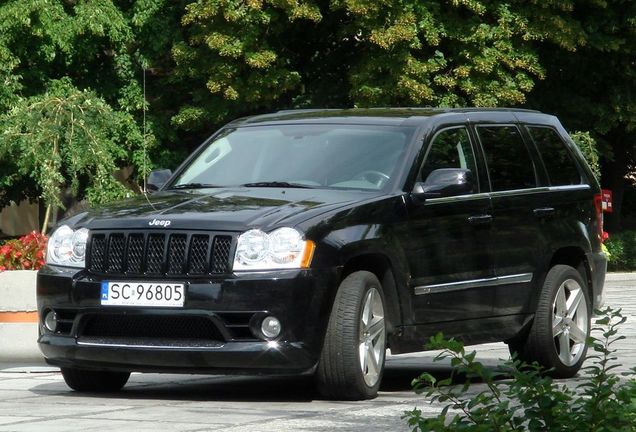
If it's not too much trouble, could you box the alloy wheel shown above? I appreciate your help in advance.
[358,287,386,387]
[552,278,588,367]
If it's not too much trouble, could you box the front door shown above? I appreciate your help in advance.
[404,125,496,325]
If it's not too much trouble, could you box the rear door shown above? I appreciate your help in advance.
[470,115,548,317]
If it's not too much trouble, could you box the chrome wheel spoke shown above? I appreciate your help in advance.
[362,293,373,327]
[553,316,564,337]
[558,332,571,363]
[366,348,379,378]
[367,317,385,340]
[566,288,583,319]
[569,322,587,344]
[554,286,567,316]
[359,342,367,371]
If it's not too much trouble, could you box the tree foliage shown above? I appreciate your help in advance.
[0,79,147,210]
[0,0,635,227]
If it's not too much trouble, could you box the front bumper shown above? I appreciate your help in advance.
[37,265,340,374]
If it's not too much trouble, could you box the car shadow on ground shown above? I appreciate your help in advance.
[28,362,509,403]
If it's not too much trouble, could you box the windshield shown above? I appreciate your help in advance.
[171,124,414,190]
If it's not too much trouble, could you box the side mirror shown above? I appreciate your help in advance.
[412,168,475,200]
[146,169,172,192]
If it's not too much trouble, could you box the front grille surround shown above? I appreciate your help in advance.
[87,230,235,277]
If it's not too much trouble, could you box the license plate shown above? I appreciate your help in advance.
[100,282,185,307]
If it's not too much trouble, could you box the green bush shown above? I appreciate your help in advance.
[605,231,636,271]
[404,307,636,431]
[571,131,601,181]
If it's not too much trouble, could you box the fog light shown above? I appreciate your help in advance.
[261,316,281,339]
[44,311,57,332]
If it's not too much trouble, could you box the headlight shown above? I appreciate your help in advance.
[233,228,315,271]
[46,225,89,268]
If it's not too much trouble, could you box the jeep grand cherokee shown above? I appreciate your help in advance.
[37,108,607,400]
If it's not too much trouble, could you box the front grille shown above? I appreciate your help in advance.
[87,231,234,276]
[80,314,225,342]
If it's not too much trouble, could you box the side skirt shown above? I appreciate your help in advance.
[388,314,533,355]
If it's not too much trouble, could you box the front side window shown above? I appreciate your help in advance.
[420,127,477,186]
[477,125,537,192]
[172,125,414,190]
[527,126,582,186]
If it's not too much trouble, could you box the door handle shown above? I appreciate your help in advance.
[467,214,493,225]
[533,207,556,218]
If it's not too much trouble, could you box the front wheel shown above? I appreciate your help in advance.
[61,367,130,392]
[508,264,590,377]
[316,271,387,400]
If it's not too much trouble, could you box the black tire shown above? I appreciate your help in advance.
[316,271,387,400]
[61,368,130,392]
[507,265,591,377]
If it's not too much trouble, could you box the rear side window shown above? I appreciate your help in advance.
[477,125,537,192]
[527,127,582,186]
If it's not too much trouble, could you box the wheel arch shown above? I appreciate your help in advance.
[549,246,593,302]
[340,253,403,337]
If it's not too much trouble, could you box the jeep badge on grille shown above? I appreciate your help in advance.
[149,219,171,227]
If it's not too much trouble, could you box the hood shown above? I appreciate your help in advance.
[70,187,376,232]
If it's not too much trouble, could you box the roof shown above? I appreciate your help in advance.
[227,107,543,127]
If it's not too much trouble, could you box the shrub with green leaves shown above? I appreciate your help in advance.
[404,307,636,431]
[605,231,636,271]
[571,131,601,182]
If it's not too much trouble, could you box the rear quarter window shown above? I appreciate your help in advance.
[527,127,582,186]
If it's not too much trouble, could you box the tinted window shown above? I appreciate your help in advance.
[527,127,582,186]
[420,127,477,187]
[477,125,536,192]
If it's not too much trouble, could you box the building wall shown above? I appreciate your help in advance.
[0,201,39,237]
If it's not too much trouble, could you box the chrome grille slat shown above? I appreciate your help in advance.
[87,231,234,276]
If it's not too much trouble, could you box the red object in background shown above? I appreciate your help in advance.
[601,189,613,213]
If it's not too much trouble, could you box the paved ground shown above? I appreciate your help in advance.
[0,273,634,432]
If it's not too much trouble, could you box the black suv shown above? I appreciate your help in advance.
[38,108,607,400]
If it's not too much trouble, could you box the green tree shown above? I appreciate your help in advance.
[0,79,147,233]
[171,0,587,121]
[526,0,636,230]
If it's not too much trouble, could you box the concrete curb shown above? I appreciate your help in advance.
[0,270,42,362]
[0,270,37,311]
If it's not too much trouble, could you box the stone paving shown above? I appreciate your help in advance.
[0,273,633,432]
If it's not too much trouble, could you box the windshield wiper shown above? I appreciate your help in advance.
[168,183,222,190]
[240,181,315,189]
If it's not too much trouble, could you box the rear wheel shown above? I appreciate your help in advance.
[316,271,387,400]
[508,265,590,377]
[61,367,130,392]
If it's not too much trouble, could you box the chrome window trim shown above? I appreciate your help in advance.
[414,273,533,296]
[547,184,590,192]
[424,192,490,204]
[424,184,590,204]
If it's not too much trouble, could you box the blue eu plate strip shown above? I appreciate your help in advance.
[101,282,109,301]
